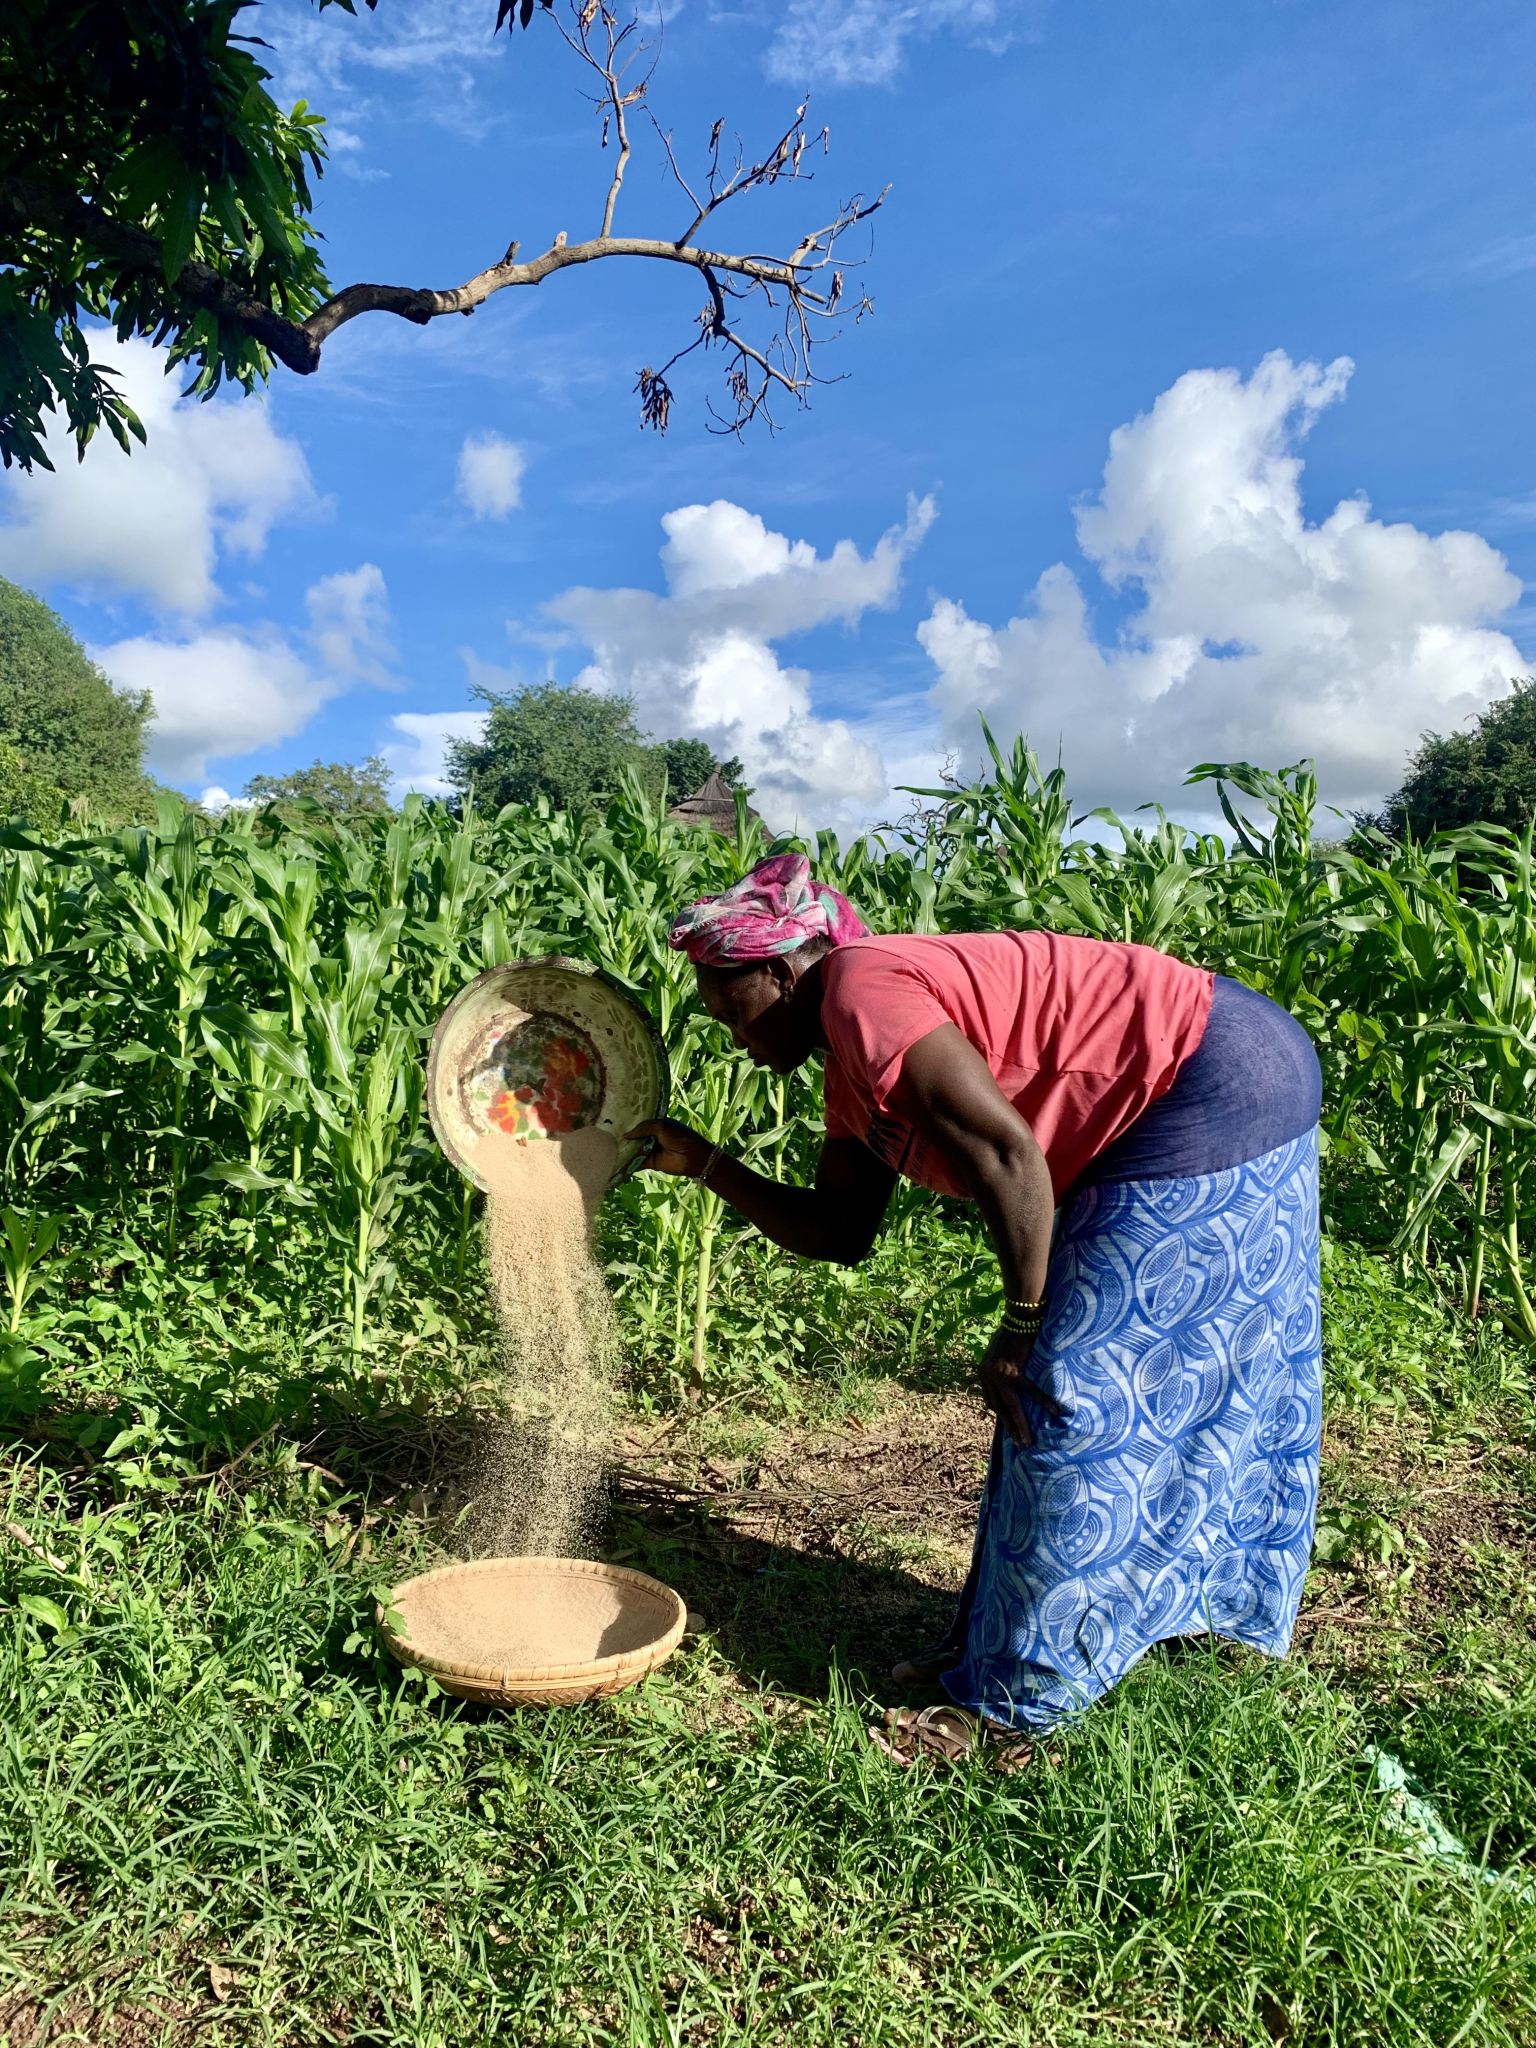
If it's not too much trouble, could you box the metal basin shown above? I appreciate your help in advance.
[427,956,668,1191]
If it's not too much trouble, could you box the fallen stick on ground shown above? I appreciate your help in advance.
[181,1424,282,1488]
[3,1519,69,1575]
[295,1460,349,1489]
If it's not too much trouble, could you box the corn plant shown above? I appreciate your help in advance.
[302,910,416,1353]
[1318,823,1536,1333]
[2,1208,61,1335]
[6,738,1536,1365]
[81,798,231,1252]
[899,718,1075,927]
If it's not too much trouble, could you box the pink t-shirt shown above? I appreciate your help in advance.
[820,931,1214,1201]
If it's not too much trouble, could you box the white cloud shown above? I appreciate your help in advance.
[98,628,333,784]
[268,0,509,156]
[0,331,388,788]
[766,0,1021,87]
[92,563,397,784]
[0,336,317,616]
[543,495,935,830]
[384,710,489,799]
[918,351,1527,819]
[456,432,526,520]
[1459,235,1536,282]
[274,0,501,87]
[306,563,397,684]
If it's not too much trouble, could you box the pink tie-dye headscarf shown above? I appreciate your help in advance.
[668,853,869,966]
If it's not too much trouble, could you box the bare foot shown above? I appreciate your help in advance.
[890,1639,965,1687]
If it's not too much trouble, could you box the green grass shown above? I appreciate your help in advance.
[3,1249,1535,2046]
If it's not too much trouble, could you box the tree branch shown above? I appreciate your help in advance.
[544,1,655,242]
[1,0,888,436]
[0,174,321,375]
[300,234,821,353]
[663,101,825,253]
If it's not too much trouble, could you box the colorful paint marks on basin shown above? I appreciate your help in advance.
[476,1012,606,1140]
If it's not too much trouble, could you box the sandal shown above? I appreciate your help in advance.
[867,1704,1034,1774]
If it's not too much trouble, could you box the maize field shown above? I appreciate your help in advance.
[5,734,1536,1408]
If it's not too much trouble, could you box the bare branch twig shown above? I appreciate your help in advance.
[547,0,659,240]
[7,1,889,436]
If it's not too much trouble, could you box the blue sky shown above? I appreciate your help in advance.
[1,0,1531,830]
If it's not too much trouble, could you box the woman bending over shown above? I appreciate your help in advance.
[631,854,1322,1759]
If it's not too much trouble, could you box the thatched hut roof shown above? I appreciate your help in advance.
[667,768,759,836]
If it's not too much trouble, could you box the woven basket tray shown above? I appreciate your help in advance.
[377,1556,687,1707]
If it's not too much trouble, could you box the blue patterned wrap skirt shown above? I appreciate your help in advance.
[944,1126,1322,1732]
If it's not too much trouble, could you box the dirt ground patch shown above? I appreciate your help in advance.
[606,1391,995,1692]
[611,1385,1536,1696]
[1296,1414,1536,1666]
[313,1388,997,1695]
[317,1378,1536,1699]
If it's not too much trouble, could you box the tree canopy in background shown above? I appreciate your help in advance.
[0,575,155,818]
[449,682,649,814]
[243,753,393,816]
[0,739,65,822]
[447,680,740,814]
[1377,678,1536,839]
[1,0,881,470]
[659,739,745,798]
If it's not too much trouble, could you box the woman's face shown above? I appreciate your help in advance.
[696,958,810,1074]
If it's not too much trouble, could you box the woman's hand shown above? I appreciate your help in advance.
[625,1117,713,1178]
[977,1326,1061,1450]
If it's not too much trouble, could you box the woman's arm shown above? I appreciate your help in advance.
[888,1023,1059,1448]
[626,1119,898,1267]
[889,1023,1054,1302]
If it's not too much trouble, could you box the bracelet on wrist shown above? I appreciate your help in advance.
[697,1143,723,1188]
[1000,1298,1046,1337]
